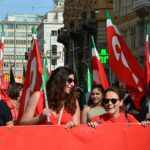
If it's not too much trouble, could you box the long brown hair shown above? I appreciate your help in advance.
[46,66,76,114]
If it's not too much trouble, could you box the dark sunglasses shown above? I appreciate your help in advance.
[103,98,119,105]
[67,78,75,84]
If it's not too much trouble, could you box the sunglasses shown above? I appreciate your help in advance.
[103,98,119,105]
[67,78,75,84]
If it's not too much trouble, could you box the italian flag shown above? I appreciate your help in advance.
[145,23,150,86]
[91,36,109,89]
[0,24,4,76]
[81,68,93,110]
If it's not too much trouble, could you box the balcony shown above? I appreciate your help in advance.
[133,0,150,10]
[57,28,70,44]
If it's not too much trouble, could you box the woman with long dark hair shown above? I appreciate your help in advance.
[19,66,80,128]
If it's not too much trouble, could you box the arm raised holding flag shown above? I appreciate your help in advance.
[17,27,50,124]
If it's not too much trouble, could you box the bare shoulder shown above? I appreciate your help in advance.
[28,91,41,106]
[82,105,90,113]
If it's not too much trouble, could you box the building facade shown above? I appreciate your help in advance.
[0,14,42,77]
[37,0,65,71]
[113,0,150,67]
[58,0,113,86]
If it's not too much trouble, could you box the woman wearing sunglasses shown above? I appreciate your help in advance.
[81,84,106,123]
[19,66,80,128]
[88,87,139,128]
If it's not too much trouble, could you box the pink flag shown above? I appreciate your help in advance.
[91,36,109,89]
[106,11,146,109]
[17,37,43,121]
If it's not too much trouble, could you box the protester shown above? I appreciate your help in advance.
[139,87,150,121]
[119,83,140,120]
[19,66,80,128]
[81,84,106,124]
[0,100,14,127]
[74,86,83,110]
[9,83,23,122]
[88,87,140,128]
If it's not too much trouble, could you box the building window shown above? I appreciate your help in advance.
[5,32,14,37]
[16,24,26,29]
[6,24,14,29]
[51,30,57,36]
[51,59,57,66]
[52,45,57,55]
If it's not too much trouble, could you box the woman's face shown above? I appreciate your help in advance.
[103,91,123,117]
[64,74,75,94]
[91,88,103,105]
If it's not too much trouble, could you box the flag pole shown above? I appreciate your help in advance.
[146,23,150,115]
[42,75,50,123]
[32,27,50,124]
[109,68,112,86]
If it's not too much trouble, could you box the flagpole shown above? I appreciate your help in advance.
[42,75,50,123]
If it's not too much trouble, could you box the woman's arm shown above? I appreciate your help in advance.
[72,99,80,125]
[65,99,80,128]
[81,106,90,124]
[19,91,45,125]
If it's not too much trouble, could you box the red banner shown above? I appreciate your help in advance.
[0,124,150,150]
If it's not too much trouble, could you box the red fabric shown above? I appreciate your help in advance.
[17,38,43,121]
[145,34,150,85]
[107,21,146,109]
[92,112,138,123]
[92,47,109,89]
[0,88,18,120]
[0,73,10,89]
[35,91,73,125]
[0,124,150,150]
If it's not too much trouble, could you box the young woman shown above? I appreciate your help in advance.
[88,87,138,128]
[19,66,80,128]
[81,85,106,124]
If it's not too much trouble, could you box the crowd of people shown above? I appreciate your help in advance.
[0,66,150,129]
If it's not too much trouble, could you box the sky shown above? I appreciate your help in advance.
[0,0,55,20]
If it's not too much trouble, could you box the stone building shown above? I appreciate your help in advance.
[37,0,65,71]
[58,0,113,85]
[113,0,150,67]
[0,14,41,77]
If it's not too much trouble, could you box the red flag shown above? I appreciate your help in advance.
[91,36,109,89]
[0,73,10,89]
[17,37,43,121]
[106,11,146,109]
[145,24,150,86]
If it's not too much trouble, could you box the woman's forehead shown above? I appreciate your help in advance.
[105,91,119,98]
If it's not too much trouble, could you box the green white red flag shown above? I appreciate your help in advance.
[0,24,4,76]
[145,24,150,86]
[17,28,43,121]
[91,36,109,89]
[81,68,93,110]
[106,11,146,109]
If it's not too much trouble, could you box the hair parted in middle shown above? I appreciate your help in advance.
[46,66,76,114]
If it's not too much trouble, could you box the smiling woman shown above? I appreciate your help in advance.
[19,66,80,128]
[88,87,139,128]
